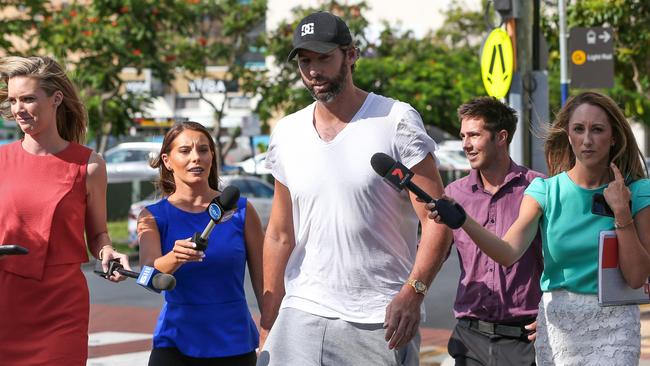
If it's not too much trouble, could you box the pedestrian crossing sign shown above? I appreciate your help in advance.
[480,28,514,98]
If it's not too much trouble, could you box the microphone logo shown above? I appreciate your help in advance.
[208,202,223,222]
[136,266,154,287]
[391,168,405,181]
[383,162,414,191]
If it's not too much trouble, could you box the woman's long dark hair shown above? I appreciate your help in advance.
[151,121,220,196]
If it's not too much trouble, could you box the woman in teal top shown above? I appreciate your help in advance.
[427,92,650,365]
[137,122,264,366]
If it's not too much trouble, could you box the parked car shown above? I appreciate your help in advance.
[127,175,274,246]
[434,140,470,185]
[436,149,471,172]
[436,140,470,172]
[233,152,271,175]
[104,142,162,183]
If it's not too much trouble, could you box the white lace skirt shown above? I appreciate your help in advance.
[535,290,640,366]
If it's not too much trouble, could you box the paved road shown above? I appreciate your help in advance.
[84,252,460,365]
[84,252,650,365]
[86,251,462,326]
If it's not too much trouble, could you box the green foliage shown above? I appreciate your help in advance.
[247,0,485,136]
[107,220,129,245]
[0,0,266,150]
[355,28,484,134]
[543,0,650,124]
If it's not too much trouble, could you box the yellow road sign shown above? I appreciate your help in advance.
[481,28,514,98]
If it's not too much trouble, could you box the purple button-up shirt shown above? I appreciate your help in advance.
[445,160,545,323]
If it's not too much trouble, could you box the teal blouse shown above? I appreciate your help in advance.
[525,173,650,294]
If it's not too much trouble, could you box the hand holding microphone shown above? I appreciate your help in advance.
[98,244,131,282]
[94,259,176,293]
[191,186,240,251]
[370,152,466,229]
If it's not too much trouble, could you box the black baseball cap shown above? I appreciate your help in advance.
[288,11,352,61]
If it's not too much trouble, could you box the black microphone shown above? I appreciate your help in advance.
[0,244,29,255]
[191,186,240,251]
[370,152,466,229]
[94,259,177,293]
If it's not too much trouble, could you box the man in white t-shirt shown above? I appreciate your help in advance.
[257,11,452,366]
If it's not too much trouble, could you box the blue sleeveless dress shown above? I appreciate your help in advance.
[147,196,259,358]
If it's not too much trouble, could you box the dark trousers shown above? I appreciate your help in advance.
[148,347,256,366]
[448,321,535,366]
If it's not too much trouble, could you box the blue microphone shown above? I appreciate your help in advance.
[94,259,176,293]
[191,186,240,251]
[135,265,177,293]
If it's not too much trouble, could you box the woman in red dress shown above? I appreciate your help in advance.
[0,56,131,366]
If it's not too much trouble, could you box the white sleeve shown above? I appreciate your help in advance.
[264,125,286,184]
[394,108,439,169]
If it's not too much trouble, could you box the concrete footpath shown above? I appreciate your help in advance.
[87,303,650,366]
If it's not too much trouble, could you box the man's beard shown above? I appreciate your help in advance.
[302,59,348,103]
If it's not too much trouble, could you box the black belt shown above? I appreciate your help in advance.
[458,318,530,338]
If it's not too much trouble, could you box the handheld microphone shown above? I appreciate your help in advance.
[0,244,29,255]
[94,259,176,293]
[135,265,177,293]
[370,152,466,229]
[191,185,240,251]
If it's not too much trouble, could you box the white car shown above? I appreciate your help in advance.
[104,142,162,183]
[233,152,272,175]
[127,175,274,246]
[436,140,471,172]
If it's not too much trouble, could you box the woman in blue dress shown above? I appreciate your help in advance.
[138,121,264,366]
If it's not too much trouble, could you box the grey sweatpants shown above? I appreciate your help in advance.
[257,307,420,366]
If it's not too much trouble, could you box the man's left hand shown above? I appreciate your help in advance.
[384,286,423,349]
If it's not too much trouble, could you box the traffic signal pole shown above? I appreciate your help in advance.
[559,0,569,105]
[508,0,533,168]
[506,0,548,173]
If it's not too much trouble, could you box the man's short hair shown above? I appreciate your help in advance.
[288,11,352,61]
[457,97,518,144]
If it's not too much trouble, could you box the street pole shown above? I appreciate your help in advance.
[559,0,569,105]
[509,0,533,168]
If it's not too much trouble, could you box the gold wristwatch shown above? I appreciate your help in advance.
[406,279,427,295]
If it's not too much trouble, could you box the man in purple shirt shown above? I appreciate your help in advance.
[443,97,544,365]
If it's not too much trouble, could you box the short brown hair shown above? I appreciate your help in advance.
[457,96,518,144]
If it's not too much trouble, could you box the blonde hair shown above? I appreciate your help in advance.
[0,56,87,144]
[546,91,646,180]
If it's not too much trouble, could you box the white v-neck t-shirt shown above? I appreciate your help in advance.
[265,92,438,323]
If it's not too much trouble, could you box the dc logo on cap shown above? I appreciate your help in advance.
[301,23,314,36]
